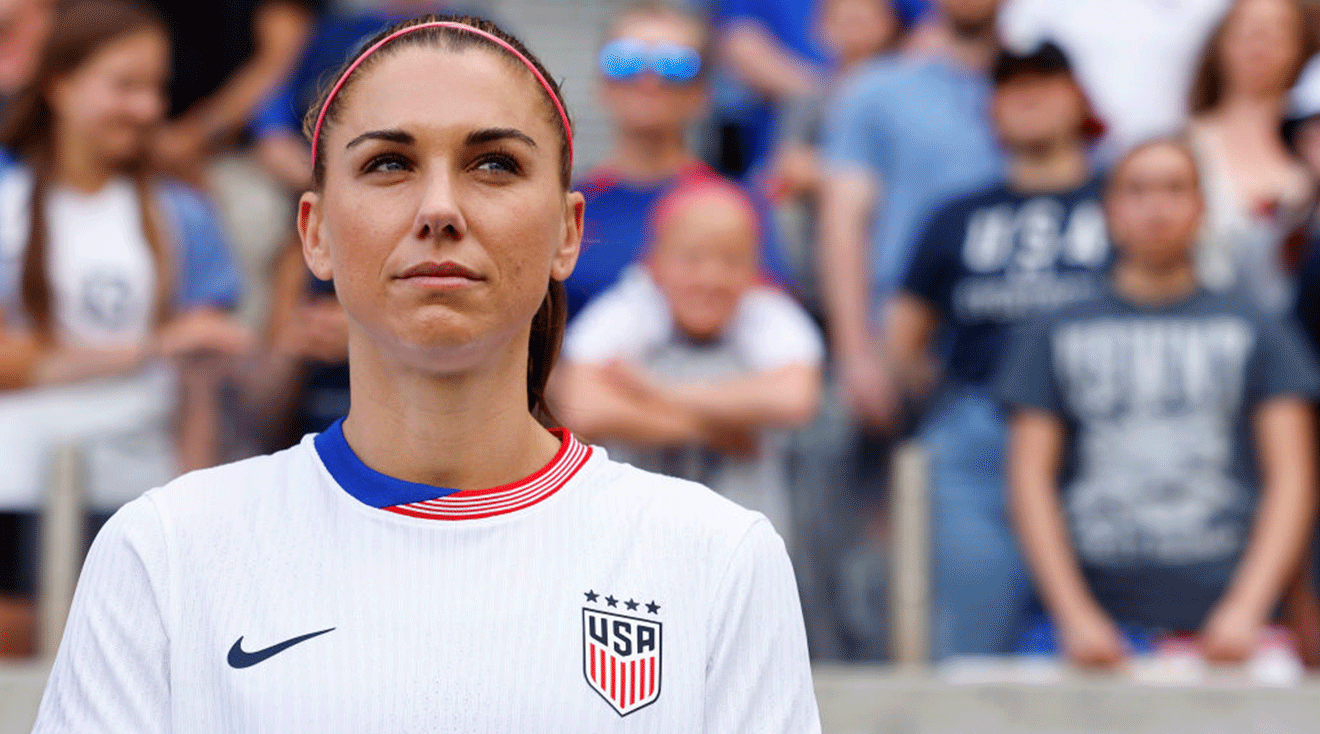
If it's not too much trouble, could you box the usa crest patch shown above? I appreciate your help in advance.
[582,605,661,716]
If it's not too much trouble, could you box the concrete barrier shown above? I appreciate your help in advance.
[7,663,1320,733]
[0,664,44,733]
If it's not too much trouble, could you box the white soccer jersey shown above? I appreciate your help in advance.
[33,421,821,732]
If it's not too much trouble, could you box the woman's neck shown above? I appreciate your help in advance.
[52,124,113,193]
[340,331,561,491]
[1113,257,1200,307]
[609,127,692,183]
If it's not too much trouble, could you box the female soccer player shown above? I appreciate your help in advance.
[33,14,820,732]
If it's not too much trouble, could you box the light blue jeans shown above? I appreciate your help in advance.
[919,387,1034,660]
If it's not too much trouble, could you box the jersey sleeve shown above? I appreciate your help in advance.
[900,203,956,311]
[703,520,821,734]
[562,268,669,365]
[821,70,892,175]
[1245,313,1320,405]
[734,289,824,372]
[995,315,1065,415]
[32,497,171,734]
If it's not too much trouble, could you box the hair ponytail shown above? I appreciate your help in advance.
[528,280,566,427]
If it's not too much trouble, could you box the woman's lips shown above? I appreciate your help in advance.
[397,261,485,288]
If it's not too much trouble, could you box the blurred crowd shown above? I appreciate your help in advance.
[5,0,1320,675]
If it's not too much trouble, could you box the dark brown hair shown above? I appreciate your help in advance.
[302,15,574,426]
[2,0,171,339]
[1189,0,1313,115]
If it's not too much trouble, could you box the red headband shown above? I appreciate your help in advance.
[310,20,573,172]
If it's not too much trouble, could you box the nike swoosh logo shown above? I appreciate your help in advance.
[228,627,335,669]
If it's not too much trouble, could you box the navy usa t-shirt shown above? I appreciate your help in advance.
[996,285,1320,631]
[901,175,1110,386]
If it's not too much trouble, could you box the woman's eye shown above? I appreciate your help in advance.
[474,155,520,175]
[364,155,410,174]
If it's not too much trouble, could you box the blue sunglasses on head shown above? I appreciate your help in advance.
[599,38,703,83]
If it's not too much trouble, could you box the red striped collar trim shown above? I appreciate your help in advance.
[381,429,592,520]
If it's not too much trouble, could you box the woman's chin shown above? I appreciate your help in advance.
[378,312,508,369]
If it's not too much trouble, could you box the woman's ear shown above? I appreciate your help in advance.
[298,191,334,281]
[551,190,585,281]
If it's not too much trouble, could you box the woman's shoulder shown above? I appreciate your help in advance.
[135,441,316,529]
[583,451,770,539]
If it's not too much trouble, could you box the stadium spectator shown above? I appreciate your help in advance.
[568,0,790,318]
[0,0,248,657]
[0,0,51,113]
[999,138,1319,669]
[998,0,1233,153]
[558,178,823,543]
[1187,0,1315,314]
[886,42,1110,658]
[818,0,1005,432]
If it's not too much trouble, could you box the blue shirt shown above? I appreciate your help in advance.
[568,163,792,318]
[997,285,1320,630]
[902,175,1110,386]
[824,56,1006,310]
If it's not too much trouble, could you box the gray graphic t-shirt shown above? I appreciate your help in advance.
[997,285,1320,630]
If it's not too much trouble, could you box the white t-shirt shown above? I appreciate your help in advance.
[999,0,1233,154]
[0,171,157,343]
[33,426,821,733]
[0,168,177,511]
[563,267,824,538]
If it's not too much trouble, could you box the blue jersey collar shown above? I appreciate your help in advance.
[314,417,462,508]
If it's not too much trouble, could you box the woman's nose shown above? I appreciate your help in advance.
[414,167,467,241]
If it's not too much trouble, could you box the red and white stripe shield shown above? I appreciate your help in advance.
[582,608,662,716]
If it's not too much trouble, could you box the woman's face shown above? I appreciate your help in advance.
[299,45,583,373]
[1106,143,1205,271]
[1218,0,1303,98]
[48,28,168,166]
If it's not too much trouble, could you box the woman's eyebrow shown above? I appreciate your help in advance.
[465,127,537,148]
[346,129,415,149]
